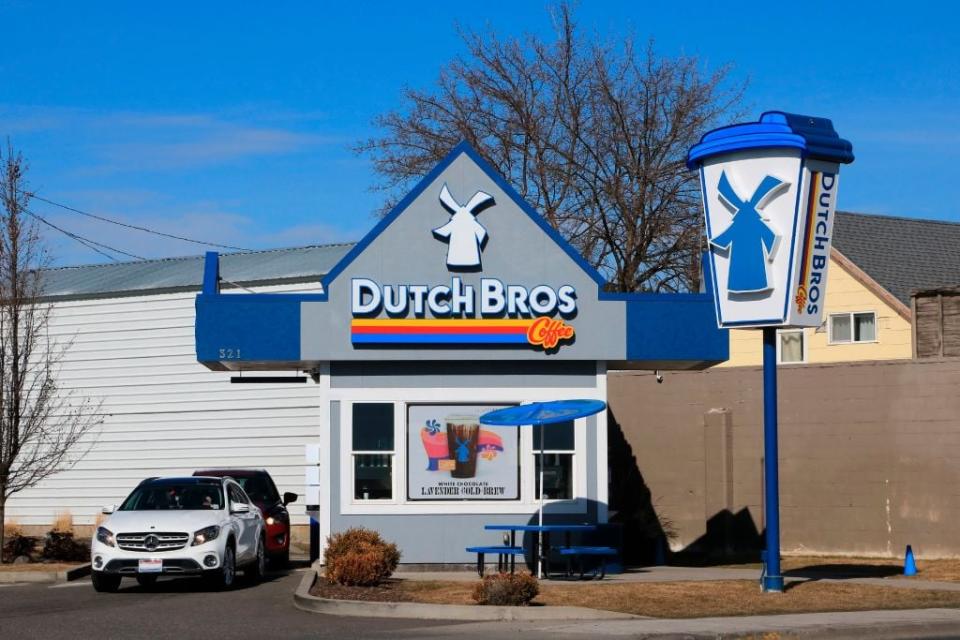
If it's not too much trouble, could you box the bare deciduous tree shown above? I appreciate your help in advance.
[0,145,102,559]
[357,4,746,292]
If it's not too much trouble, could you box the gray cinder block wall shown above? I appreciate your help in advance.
[609,358,960,558]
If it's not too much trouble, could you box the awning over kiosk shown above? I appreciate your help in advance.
[195,142,728,371]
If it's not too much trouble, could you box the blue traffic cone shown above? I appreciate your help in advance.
[904,545,917,576]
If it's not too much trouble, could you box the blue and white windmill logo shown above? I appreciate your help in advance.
[433,184,495,269]
[709,171,790,294]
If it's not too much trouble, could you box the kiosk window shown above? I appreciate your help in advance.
[352,403,395,501]
[533,420,574,500]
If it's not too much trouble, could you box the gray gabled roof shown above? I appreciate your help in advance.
[833,211,960,305]
[41,243,355,300]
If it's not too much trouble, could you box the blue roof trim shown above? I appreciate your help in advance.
[687,111,854,169]
[320,140,608,293]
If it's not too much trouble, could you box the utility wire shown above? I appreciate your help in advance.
[25,208,146,262]
[24,191,252,252]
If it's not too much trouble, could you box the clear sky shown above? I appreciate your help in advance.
[1,1,957,265]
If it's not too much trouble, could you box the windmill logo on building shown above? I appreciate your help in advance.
[433,184,495,270]
[709,171,790,294]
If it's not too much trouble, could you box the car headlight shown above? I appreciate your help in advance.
[192,525,221,546]
[96,526,115,547]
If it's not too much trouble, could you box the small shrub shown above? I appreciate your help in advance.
[4,518,25,539]
[472,572,539,606]
[2,532,40,563]
[41,530,89,562]
[323,527,400,586]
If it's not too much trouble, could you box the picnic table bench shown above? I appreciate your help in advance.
[464,545,524,577]
[467,523,616,579]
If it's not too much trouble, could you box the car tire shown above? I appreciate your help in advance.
[136,574,158,588]
[91,572,122,593]
[247,536,266,583]
[205,543,237,591]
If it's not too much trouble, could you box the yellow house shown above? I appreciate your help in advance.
[720,211,960,367]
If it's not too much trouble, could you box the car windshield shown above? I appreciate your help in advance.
[120,481,224,511]
[234,475,280,504]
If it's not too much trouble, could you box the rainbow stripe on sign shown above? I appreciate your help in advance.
[351,319,533,345]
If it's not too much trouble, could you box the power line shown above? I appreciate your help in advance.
[25,208,146,262]
[24,192,253,252]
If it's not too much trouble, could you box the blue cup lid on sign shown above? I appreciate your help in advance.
[686,111,854,169]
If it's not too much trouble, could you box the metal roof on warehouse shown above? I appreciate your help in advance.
[41,243,355,299]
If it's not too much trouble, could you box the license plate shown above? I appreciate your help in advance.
[138,558,162,573]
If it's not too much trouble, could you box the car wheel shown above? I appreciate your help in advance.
[136,574,158,588]
[91,572,122,593]
[205,544,236,591]
[248,536,266,582]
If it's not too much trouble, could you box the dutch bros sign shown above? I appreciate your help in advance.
[349,184,578,350]
[688,112,854,329]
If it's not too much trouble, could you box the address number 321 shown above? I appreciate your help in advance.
[219,348,242,359]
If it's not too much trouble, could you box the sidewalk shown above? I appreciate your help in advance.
[408,608,960,638]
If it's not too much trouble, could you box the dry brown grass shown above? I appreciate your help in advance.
[3,518,25,538]
[395,579,960,618]
[51,511,74,534]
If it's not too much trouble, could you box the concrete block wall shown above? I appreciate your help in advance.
[609,358,960,558]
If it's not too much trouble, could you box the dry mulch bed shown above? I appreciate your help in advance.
[310,579,415,603]
[0,562,85,572]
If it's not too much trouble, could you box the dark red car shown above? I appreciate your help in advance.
[194,469,297,565]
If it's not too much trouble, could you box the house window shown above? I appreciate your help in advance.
[352,403,395,501]
[829,312,877,344]
[533,420,574,500]
[777,329,805,363]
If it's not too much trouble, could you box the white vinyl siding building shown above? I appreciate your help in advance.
[3,245,350,540]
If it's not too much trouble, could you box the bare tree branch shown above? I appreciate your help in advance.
[0,142,103,561]
[356,3,746,292]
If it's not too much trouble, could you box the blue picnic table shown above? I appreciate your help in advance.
[466,523,615,579]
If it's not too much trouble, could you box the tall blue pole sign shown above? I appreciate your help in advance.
[688,112,853,592]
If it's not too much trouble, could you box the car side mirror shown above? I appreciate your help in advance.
[283,492,298,506]
[230,502,250,514]
[102,504,116,514]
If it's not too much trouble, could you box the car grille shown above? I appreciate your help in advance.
[104,558,202,574]
[116,532,190,552]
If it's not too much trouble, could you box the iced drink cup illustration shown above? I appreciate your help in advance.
[445,415,481,478]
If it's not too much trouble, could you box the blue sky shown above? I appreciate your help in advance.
[1,1,957,265]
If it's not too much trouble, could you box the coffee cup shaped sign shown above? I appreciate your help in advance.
[688,112,854,329]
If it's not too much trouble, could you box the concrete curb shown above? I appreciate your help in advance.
[0,563,90,584]
[292,569,640,621]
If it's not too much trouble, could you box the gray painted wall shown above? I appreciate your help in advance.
[302,151,627,361]
[328,378,601,565]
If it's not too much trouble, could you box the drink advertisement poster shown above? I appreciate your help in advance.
[407,404,519,501]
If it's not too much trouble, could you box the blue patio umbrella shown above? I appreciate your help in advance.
[480,399,607,577]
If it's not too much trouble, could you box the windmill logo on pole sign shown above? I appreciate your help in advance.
[708,171,790,295]
[432,184,495,269]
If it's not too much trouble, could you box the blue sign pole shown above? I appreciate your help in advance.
[762,327,784,592]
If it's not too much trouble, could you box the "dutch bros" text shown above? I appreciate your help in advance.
[352,277,578,318]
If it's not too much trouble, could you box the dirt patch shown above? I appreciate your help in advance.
[0,562,84,572]
[313,577,960,618]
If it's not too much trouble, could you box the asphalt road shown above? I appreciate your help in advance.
[0,569,452,640]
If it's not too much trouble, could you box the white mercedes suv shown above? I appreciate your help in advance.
[90,476,266,592]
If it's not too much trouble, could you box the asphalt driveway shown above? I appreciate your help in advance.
[0,569,443,640]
